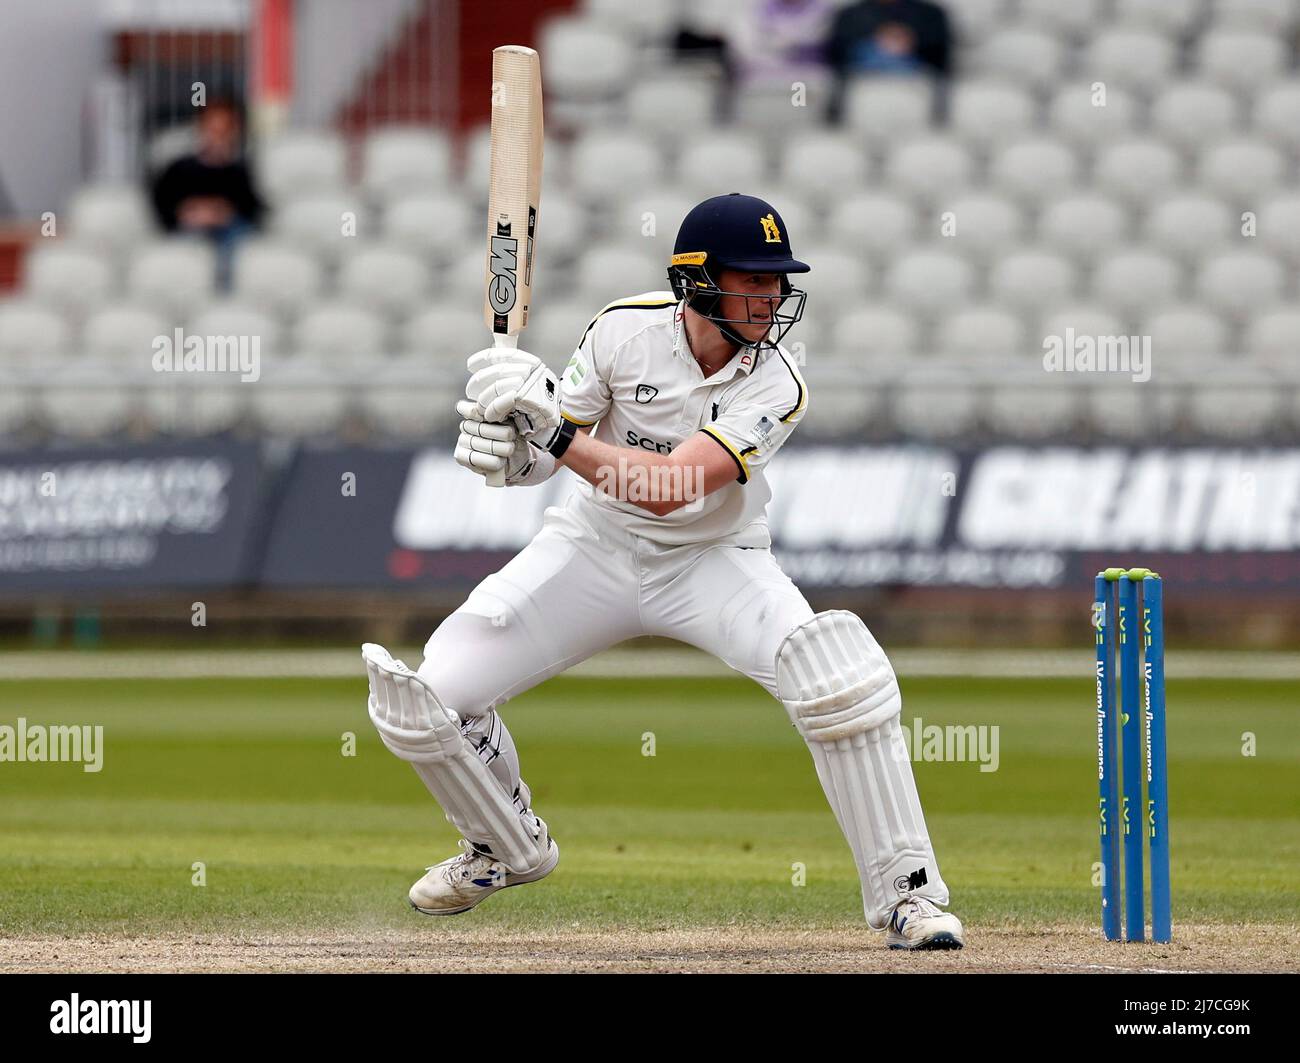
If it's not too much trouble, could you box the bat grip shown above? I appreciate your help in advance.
[484,333,519,489]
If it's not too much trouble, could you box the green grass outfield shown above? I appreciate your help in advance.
[0,672,1296,935]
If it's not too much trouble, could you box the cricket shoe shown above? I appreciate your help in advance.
[885,895,966,950]
[409,818,559,916]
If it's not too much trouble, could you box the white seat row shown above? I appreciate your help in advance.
[7,354,1298,443]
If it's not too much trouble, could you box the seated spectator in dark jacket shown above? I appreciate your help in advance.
[151,100,265,290]
[827,0,952,78]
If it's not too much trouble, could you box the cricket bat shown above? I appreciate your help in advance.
[481,44,543,488]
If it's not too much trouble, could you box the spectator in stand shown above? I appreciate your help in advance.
[725,0,836,91]
[825,0,953,120]
[150,100,265,291]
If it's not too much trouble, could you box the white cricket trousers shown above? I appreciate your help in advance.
[416,490,813,815]
[417,489,949,928]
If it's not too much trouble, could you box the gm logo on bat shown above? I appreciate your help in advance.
[488,221,519,320]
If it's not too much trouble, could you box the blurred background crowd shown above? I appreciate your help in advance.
[0,0,1297,649]
[0,0,1296,443]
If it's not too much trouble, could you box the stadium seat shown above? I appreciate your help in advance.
[1093,249,1182,317]
[527,298,597,362]
[1141,306,1231,360]
[935,306,1027,359]
[67,184,155,255]
[942,0,1009,42]
[539,15,637,101]
[1046,83,1139,152]
[337,244,435,318]
[82,305,169,365]
[885,248,975,317]
[605,185,696,265]
[1212,0,1297,32]
[733,75,836,138]
[1093,140,1182,205]
[1038,195,1128,264]
[583,0,681,40]
[358,355,459,437]
[402,303,489,363]
[0,299,71,364]
[1194,31,1287,94]
[1112,0,1202,36]
[949,80,1036,150]
[983,364,1084,440]
[127,239,216,317]
[1150,83,1241,152]
[1198,140,1285,204]
[989,251,1078,315]
[989,138,1079,206]
[1244,309,1300,361]
[1083,30,1177,96]
[576,246,664,306]
[1016,0,1103,39]
[831,305,920,360]
[293,303,388,364]
[23,242,112,317]
[1253,81,1300,152]
[626,75,720,142]
[1086,374,1181,441]
[249,361,350,437]
[1144,195,1235,262]
[257,131,348,202]
[794,245,870,308]
[273,191,371,263]
[361,127,453,200]
[1195,250,1285,321]
[1040,305,1126,347]
[943,194,1025,261]
[970,27,1065,90]
[142,371,248,436]
[187,299,284,358]
[1257,195,1300,266]
[1186,365,1284,439]
[37,362,137,438]
[799,360,883,438]
[570,130,667,201]
[826,192,917,263]
[886,136,974,205]
[677,130,769,198]
[231,240,323,317]
[380,191,475,261]
[779,134,869,205]
[842,78,932,148]
[893,364,981,439]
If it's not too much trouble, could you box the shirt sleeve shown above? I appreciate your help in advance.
[557,312,612,427]
[699,348,808,484]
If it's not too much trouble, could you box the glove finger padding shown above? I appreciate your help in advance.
[466,347,542,376]
[454,439,507,472]
[467,364,529,406]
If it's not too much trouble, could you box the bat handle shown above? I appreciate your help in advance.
[484,333,519,489]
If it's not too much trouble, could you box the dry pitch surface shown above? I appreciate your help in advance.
[2,924,1296,974]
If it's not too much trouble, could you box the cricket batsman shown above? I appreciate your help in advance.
[362,193,965,949]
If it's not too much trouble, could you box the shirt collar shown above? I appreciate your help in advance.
[672,301,761,381]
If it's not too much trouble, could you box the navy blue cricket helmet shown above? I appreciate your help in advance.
[668,193,809,349]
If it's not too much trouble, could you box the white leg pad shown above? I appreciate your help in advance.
[362,643,545,873]
[776,611,949,927]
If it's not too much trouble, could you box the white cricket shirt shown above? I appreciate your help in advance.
[556,292,808,547]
